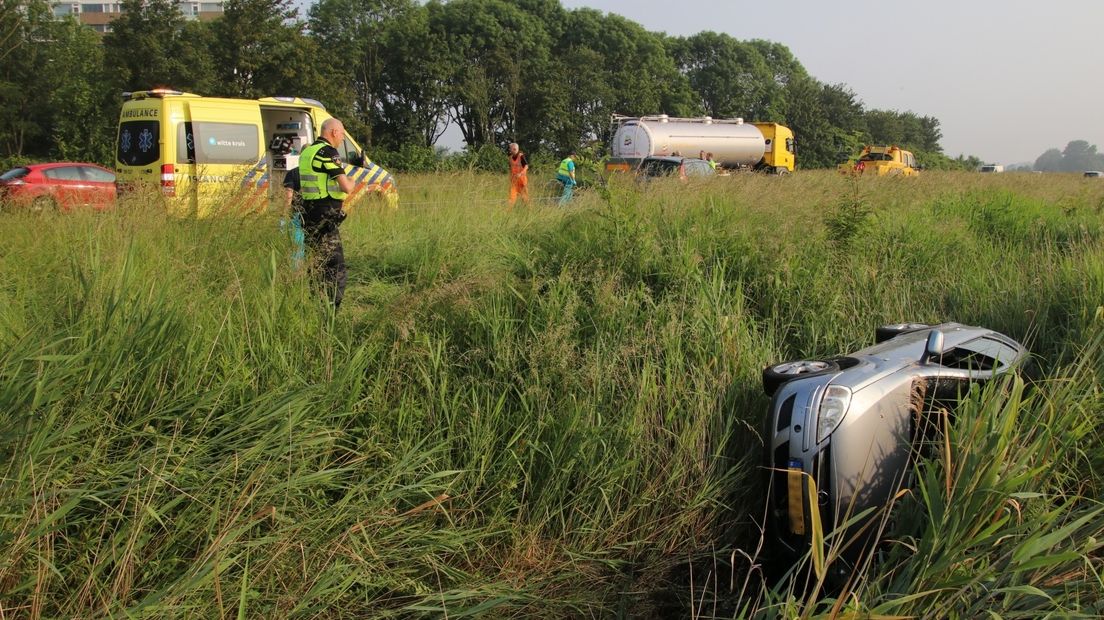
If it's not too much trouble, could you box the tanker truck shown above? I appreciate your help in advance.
[605,115,796,175]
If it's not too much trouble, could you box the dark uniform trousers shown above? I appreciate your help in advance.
[301,198,347,309]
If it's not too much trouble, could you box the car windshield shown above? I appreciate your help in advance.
[684,161,714,177]
[1,167,29,181]
[642,160,679,176]
[860,153,892,161]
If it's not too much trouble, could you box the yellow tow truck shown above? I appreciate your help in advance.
[839,145,920,176]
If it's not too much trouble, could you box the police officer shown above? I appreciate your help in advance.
[298,118,355,310]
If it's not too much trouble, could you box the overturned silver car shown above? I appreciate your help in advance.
[762,322,1028,557]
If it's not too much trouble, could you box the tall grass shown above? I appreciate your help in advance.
[1,171,1102,617]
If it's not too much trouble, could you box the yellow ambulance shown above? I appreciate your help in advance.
[115,89,395,215]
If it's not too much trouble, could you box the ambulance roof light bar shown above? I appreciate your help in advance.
[121,89,199,101]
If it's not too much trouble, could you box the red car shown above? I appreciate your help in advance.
[0,162,116,211]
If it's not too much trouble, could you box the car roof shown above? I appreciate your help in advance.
[644,156,712,164]
[27,162,110,171]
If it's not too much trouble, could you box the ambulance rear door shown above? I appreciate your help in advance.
[116,98,164,189]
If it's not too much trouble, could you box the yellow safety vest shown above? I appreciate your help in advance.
[299,140,347,201]
[557,157,574,176]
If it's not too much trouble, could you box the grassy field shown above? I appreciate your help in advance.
[1,170,1103,618]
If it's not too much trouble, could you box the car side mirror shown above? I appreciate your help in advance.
[348,151,365,167]
[922,330,945,364]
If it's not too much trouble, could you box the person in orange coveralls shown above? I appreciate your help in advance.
[507,142,530,206]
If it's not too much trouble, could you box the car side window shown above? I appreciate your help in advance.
[0,167,29,181]
[80,167,115,183]
[44,167,84,181]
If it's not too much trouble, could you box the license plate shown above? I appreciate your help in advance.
[787,462,805,535]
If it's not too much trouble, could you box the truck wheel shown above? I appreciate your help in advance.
[875,323,930,343]
[762,359,840,396]
[776,168,790,176]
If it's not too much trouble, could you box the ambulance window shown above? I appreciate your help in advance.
[189,122,259,165]
[118,121,160,167]
[177,122,196,163]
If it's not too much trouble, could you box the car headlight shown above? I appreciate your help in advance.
[817,385,852,443]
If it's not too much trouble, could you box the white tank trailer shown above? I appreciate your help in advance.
[610,115,768,168]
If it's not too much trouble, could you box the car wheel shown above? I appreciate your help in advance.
[875,323,930,343]
[762,359,840,396]
[30,196,58,212]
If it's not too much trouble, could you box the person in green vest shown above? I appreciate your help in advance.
[298,118,355,310]
[556,151,576,206]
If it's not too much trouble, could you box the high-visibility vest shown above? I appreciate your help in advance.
[510,153,526,176]
[299,139,347,201]
[557,157,574,177]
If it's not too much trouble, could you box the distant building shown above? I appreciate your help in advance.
[50,1,224,33]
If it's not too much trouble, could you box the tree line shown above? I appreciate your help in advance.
[1,0,983,171]
[1031,140,1104,173]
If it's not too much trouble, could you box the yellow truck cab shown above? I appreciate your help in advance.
[750,122,796,174]
[839,145,920,176]
[115,89,394,215]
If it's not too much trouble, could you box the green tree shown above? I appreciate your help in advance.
[307,0,416,147]
[0,0,30,65]
[207,0,316,100]
[1061,140,1104,172]
[428,0,550,148]
[44,17,114,163]
[784,77,865,168]
[914,151,981,171]
[669,32,781,121]
[103,0,215,93]
[0,0,51,157]
[1034,148,1064,172]
[1033,141,1104,172]
[747,39,808,89]
[864,109,943,153]
[374,5,451,148]
[0,0,112,162]
[544,10,692,152]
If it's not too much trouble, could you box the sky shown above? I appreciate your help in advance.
[553,0,1104,166]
